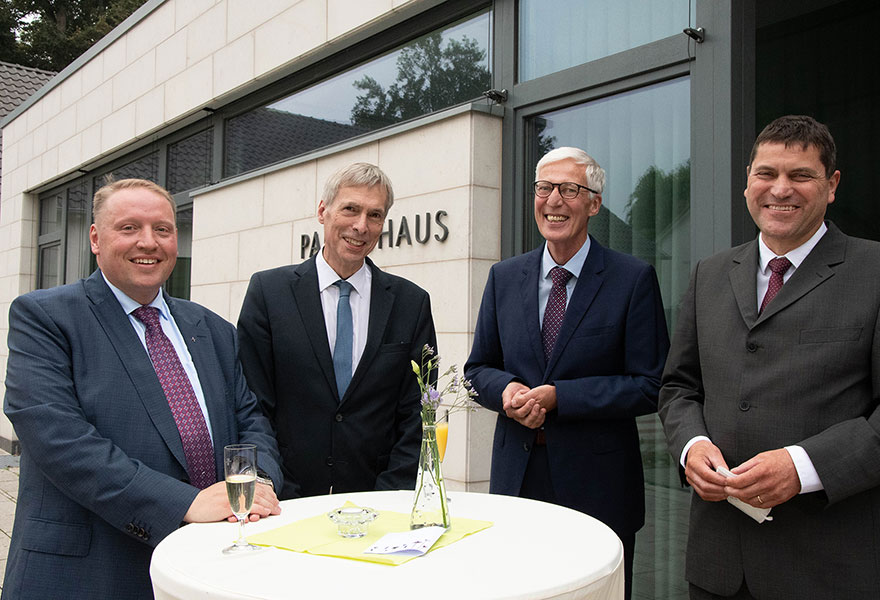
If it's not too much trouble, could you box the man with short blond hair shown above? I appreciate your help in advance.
[3,179,282,599]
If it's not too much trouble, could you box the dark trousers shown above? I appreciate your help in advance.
[520,443,635,600]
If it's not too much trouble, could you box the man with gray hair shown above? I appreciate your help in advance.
[465,147,669,600]
[238,162,436,499]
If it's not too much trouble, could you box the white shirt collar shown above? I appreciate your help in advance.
[758,222,827,272]
[316,250,370,296]
[102,272,169,317]
[541,236,591,280]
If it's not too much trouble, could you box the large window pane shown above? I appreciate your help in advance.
[167,128,214,195]
[40,194,62,236]
[526,76,691,600]
[65,183,92,283]
[39,245,60,289]
[93,151,159,190]
[519,0,694,81]
[225,11,492,176]
[165,207,192,301]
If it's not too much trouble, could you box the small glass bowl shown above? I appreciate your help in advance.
[327,506,379,538]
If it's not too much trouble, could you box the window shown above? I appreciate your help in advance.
[519,0,696,81]
[37,133,210,299]
[167,129,214,195]
[224,10,492,176]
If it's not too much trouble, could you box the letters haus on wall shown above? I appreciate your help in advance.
[301,210,450,259]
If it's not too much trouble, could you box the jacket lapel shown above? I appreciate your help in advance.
[84,271,189,472]
[729,242,759,329]
[756,223,843,323]
[290,257,338,401]
[521,249,546,371]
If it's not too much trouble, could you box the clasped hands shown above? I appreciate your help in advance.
[685,440,801,509]
[184,482,281,524]
[502,381,557,429]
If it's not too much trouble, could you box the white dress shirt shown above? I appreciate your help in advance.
[103,274,213,442]
[681,223,828,493]
[316,250,372,377]
[538,236,591,327]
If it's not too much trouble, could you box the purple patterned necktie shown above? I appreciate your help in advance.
[542,267,573,361]
[760,256,792,314]
[132,306,215,489]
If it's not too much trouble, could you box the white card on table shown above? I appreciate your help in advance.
[364,526,446,556]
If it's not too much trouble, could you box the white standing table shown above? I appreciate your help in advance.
[151,490,623,600]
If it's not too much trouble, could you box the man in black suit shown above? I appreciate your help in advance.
[238,162,436,499]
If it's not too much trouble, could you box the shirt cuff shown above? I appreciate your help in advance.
[784,445,824,494]
[681,435,712,468]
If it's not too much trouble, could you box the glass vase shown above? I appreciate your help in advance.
[410,409,451,529]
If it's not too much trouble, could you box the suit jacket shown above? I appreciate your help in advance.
[658,223,880,599]
[1,270,282,600]
[464,237,669,537]
[237,256,436,499]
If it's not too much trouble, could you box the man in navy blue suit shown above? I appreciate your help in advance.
[465,147,669,600]
[3,179,282,599]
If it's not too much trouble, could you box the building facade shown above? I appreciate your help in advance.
[2,0,878,597]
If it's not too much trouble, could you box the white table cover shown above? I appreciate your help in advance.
[150,490,623,600]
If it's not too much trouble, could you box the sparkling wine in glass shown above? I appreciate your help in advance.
[222,443,262,554]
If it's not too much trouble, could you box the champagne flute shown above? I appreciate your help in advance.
[222,444,262,554]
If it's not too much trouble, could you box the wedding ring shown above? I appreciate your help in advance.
[756,495,763,505]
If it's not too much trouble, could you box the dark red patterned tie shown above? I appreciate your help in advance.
[760,256,792,314]
[133,306,215,489]
[542,267,573,361]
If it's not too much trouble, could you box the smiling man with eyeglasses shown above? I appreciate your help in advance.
[466,146,670,600]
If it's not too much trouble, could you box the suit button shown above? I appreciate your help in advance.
[335,413,343,422]
[126,523,134,532]
[746,342,757,352]
[522,442,530,452]
[739,401,750,411]
[326,457,335,466]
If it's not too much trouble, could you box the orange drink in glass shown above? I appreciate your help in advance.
[436,420,449,462]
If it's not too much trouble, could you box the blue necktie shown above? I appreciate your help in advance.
[333,280,354,399]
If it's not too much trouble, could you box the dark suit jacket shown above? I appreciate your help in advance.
[465,237,669,537]
[237,256,436,499]
[659,223,880,599]
[1,270,282,600]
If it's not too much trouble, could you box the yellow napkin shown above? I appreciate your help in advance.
[249,501,492,566]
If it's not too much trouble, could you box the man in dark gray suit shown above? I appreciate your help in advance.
[659,115,880,599]
[3,179,282,600]
[238,162,436,499]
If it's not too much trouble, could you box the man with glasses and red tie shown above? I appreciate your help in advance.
[466,147,670,600]
[3,179,282,600]
[660,115,880,599]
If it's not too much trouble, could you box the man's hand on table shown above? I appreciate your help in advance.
[184,482,281,523]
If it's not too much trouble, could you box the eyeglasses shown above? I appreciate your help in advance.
[533,180,598,199]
